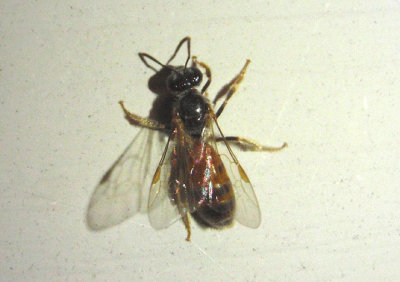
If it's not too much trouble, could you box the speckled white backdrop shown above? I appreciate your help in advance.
[1,1,400,281]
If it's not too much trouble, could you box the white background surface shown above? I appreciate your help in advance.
[1,1,400,281]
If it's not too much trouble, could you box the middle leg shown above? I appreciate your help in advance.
[182,213,192,241]
[119,101,166,130]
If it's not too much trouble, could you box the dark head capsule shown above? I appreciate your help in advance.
[167,67,203,93]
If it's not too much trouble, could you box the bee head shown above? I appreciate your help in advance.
[167,66,203,93]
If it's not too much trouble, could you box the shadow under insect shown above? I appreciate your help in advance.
[86,66,174,231]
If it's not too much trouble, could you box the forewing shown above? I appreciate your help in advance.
[87,128,167,230]
[210,115,262,228]
[147,132,182,230]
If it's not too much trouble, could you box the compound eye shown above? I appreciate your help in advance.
[188,67,203,87]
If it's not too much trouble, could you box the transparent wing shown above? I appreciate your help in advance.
[87,128,167,230]
[210,114,261,228]
[147,132,183,230]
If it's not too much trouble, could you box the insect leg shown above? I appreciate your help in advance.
[119,101,166,130]
[192,56,212,95]
[166,36,191,67]
[214,60,251,118]
[217,136,287,152]
[182,213,192,241]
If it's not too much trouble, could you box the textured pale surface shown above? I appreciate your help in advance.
[1,1,400,281]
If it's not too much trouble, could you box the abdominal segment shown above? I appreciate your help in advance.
[189,142,235,228]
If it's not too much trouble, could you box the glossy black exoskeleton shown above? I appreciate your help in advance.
[167,66,203,93]
[139,37,210,139]
[178,89,208,137]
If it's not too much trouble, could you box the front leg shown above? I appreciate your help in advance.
[214,60,251,118]
[192,56,212,95]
